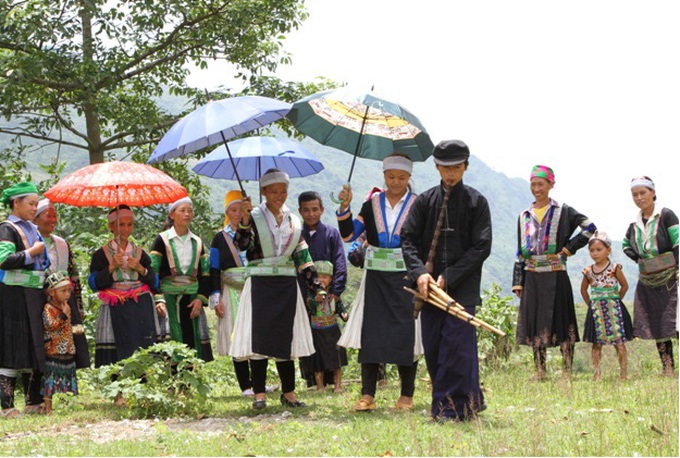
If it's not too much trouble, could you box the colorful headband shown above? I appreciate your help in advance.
[630,177,655,191]
[169,196,193,213]
[45,271,71,291]
[108,208,134,223]
[314,260,334,276]
[35,199,54,218]
[383,155,413,174]
[530,165,555,183]
[260,171,290,188]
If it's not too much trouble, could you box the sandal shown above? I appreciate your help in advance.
[392,400,414,411]
[0,408,22,419]
[280,394,306,408]
[353,398,376,412]
[392,396,414,410]
[24,404,46,415]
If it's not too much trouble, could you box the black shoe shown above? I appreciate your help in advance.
[252,398,267,410]
[280,394,306,408]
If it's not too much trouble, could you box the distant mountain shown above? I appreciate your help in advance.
[20,134,639,300]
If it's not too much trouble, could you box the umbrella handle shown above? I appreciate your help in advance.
[329,183,351,205]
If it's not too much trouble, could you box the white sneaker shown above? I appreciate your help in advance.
[265,384,280,393]
[241,388,254,397]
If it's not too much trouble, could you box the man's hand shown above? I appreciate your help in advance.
[417,273,436,299]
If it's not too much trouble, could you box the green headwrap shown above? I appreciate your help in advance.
[1,182,39,208]
[314,260,334,276]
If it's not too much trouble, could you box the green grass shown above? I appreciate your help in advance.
[0,338,676,456]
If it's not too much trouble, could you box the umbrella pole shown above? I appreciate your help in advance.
[220,131,247,197]
[330,102,371,204]
[346,103,371,184]
[116,184,121,248]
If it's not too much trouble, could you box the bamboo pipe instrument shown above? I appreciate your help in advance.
[404,287,481,328]
[404,283,506,336]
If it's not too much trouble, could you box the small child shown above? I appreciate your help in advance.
[42,271,80,414]
[580,231,633,381]
[306,261,348,393]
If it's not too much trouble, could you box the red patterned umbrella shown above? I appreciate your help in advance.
[44,161,188,207]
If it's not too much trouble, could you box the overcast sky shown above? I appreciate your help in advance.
[190,0,679,239]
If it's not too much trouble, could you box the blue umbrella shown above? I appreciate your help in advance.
[148,96,291,194]
[192,136,324,181]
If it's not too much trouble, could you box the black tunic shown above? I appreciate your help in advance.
[0,221,48,372]
[401,180,491,420]
[89,245,158,366]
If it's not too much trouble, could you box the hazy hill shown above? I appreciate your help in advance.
[196,139,639,300]
[18,133,638,301]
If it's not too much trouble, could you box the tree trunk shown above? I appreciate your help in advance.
[80,2,104,164]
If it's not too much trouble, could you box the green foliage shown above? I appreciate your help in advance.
[477,283,518,367]
[0,0,309,163]
[95,341,211,418]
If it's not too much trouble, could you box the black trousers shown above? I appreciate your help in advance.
[361,361,418,397]
[250,359,296,394]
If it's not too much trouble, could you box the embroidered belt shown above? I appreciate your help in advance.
[589,286,620,301]
[524,254,566,272]
[365,246,406,272]
[0,269,47,289]
[311,314,338,328]
[639,252,676,275]
[222,267,247,287]
[99,282,151,306]
[246,256,296,278]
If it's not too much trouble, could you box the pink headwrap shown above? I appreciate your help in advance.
[530,165,555,183]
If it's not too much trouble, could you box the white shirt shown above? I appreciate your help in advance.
[166,226,196,274]
[384,192,408,234]
[261,203,293,257]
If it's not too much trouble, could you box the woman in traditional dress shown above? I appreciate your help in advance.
[150,197,213,362]
[33,199,89,370]
[623,176,678,376]
[336,153,422,412]
[229,169,323,410]
[0,182,49,417]
[512,165,597,380]
[88,205,165,367]
[210,190,257,395]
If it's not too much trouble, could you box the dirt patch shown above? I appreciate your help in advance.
[3,413,305,444]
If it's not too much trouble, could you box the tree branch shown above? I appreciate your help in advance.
[94,5,228,90]
[0,127,88,151]
[100,117,177,148]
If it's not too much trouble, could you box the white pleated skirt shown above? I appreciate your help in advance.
[228,277,315,360]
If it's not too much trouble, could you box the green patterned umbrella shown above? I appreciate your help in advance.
[287,88,434,184]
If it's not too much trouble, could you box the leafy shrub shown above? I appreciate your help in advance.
[477,283,518,367]
[96,341,211,418]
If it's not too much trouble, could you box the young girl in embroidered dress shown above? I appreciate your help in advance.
[580,231,633,381]
[42,271,79,414]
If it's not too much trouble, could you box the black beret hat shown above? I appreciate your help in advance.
[432,140,470,166]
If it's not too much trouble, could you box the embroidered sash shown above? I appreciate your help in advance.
[159,230,201,279]
[247,205,300,277]
[370,192,414,248]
